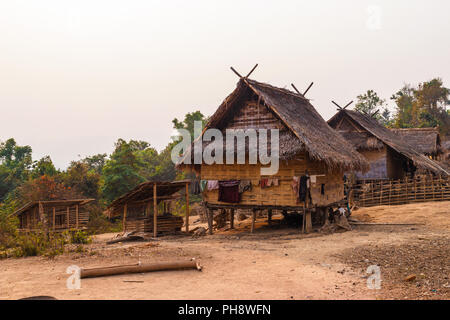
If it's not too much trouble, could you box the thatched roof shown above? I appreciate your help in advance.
[13,199,95,216]
[328,110,449,176]
[105,180,189,218]
[178,78,369,172]
[389,128,441,155]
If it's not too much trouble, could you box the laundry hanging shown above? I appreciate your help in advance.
[218,180,240,203]
[299,175,308,202]
[239,180,252,193]
[200,180,208,192]
[207,180,219,191]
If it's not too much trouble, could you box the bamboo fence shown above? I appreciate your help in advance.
[350,176,450,207]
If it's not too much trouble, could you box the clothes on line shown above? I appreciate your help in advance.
[218,180,240,203]
[200,180,208,192]
[191,180,201,195]
[207,180,219,191]
[239,180,252,193]
[299,175,308,202]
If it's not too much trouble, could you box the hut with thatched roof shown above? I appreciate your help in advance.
[390,127,441,159]
[327,109,449,180]
[177,75,368,233]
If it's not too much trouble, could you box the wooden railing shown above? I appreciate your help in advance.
[350,176,450,207]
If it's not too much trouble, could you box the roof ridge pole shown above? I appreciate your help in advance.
[302,82,314,96]
[332,100,343,110]
[245,64,258,78]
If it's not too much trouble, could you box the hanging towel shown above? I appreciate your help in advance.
[207,180,219,191]
[200,180,208,192]
[239,180,252,193]
[268,178,279,186]
[218,180,240,203]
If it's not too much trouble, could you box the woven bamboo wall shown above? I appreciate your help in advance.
[201,157,344,207]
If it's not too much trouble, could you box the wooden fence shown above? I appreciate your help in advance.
[350,176,450,207]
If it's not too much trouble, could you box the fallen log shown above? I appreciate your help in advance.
[80,260,202,279]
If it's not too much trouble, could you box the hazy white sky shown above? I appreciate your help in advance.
[1,0,449,169]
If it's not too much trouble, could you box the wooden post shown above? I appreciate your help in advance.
[305,210,312,233]
[52,207,56,231]
[185,182,190,233]
[207,209,213,235]
[229,209,235,229]
[122,204,128,232]
[251,209,256,233]
[67,206,70,229]
[153,184,158,237]
[268,209,272,225]
[75,205,79,229]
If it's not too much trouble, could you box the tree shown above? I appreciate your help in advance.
[101,139,146,203]
[391,78,450,134]
[355,90,391,126]
[172,111,208,139]
[31,156,58,178]
[0,139,32,201]
[64,161,101,199]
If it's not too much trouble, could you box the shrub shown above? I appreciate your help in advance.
[69,230,92,244]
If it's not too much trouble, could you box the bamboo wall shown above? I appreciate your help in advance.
[351,176,450,207]
[201,157,344,207]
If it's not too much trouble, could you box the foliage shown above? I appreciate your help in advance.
[355,90,392,126]
[391,78,450,134]
[68,230,92,245]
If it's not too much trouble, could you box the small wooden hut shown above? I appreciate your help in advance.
[104,181,190,237]
[178,76,369,233]
[13,199,94,232]
[327,109,448,180]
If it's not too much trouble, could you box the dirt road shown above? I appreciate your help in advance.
[0,201,448,300]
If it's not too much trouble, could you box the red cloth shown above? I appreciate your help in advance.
[218,180,240,203]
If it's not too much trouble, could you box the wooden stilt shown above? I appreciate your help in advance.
[153,184,158,237]
[185,182,190,233]
[251,209,256,233]
[305,210,312,233]
[230,208,235,229]
[268,209,272,225]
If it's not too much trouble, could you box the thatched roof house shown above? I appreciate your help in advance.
[328,109,448,179]
[178,77,369,233]
[390,127,441,158]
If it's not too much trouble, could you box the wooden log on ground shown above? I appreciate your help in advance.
[80,260,202,279]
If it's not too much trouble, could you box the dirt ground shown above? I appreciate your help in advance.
[0,201,448,300]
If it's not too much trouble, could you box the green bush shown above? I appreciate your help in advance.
[69,230,92,244]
